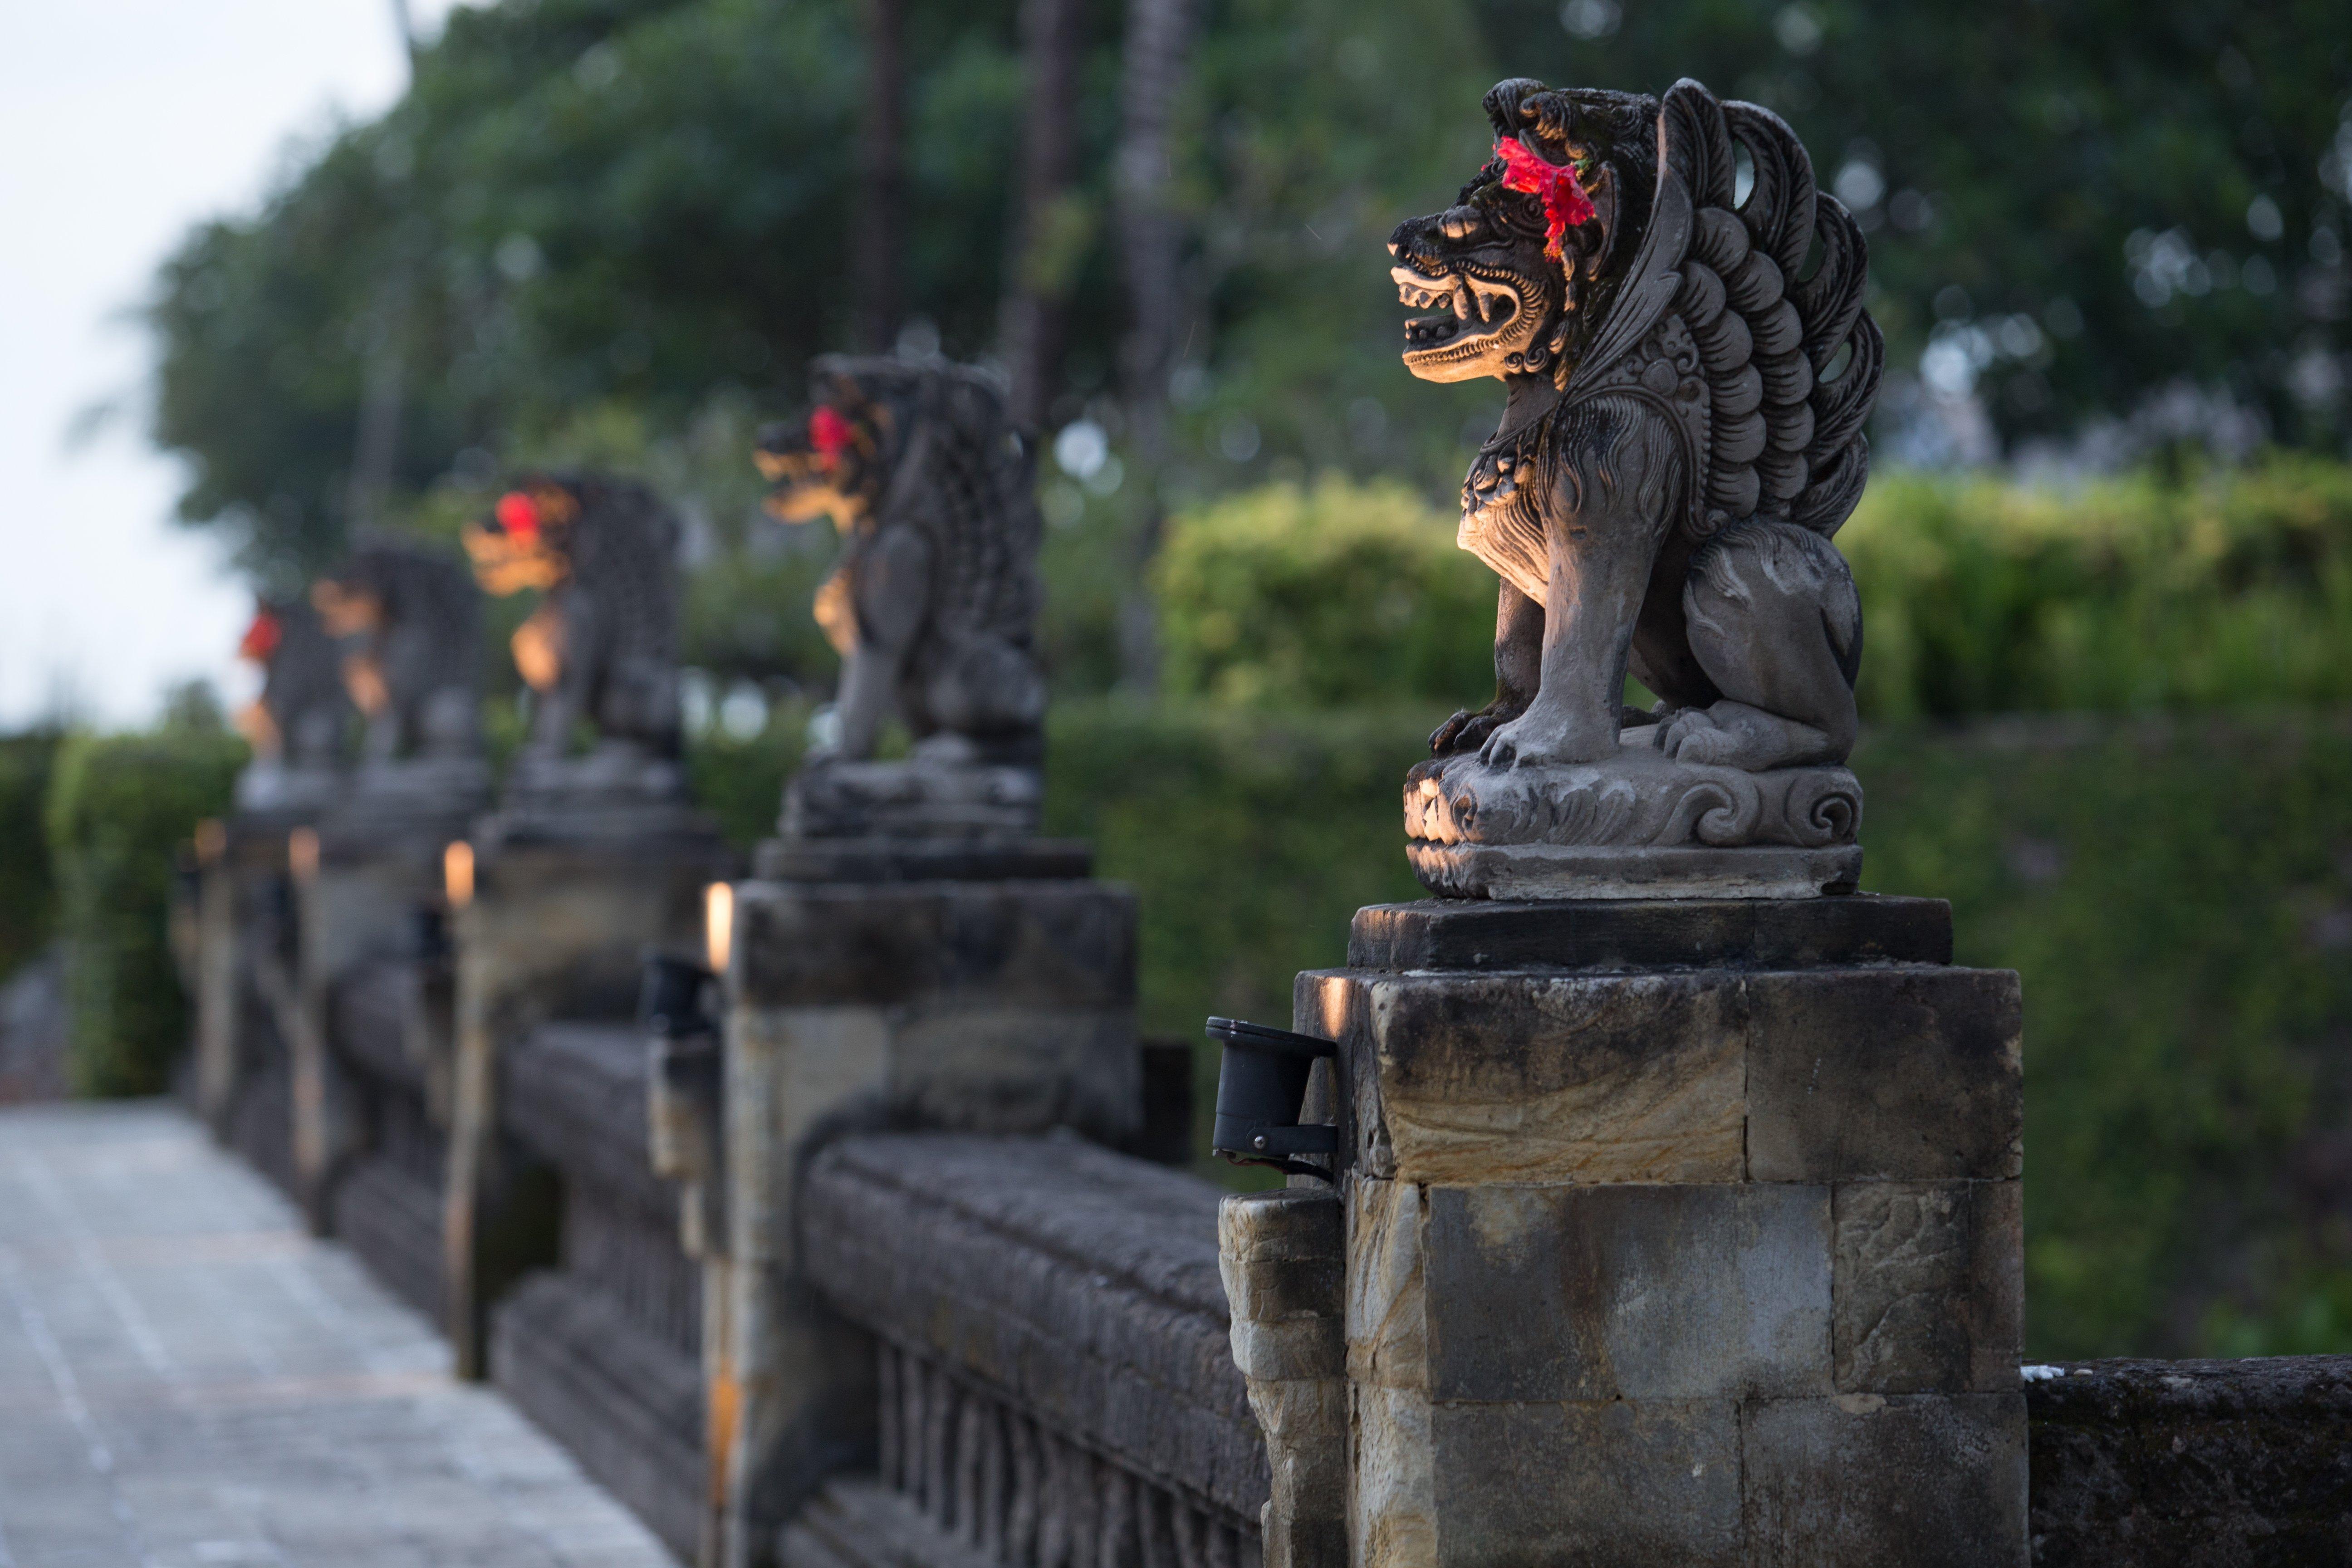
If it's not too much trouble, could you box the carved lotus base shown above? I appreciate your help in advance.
[1404,737,1863,901]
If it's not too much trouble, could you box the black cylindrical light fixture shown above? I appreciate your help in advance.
[1206,1016,1338,1178]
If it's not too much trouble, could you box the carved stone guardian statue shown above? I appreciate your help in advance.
[231,593,351,820]
[752,354,1062,872]
[463,472,699,841]
[310,536,490,831]
[1392,77,1882,898]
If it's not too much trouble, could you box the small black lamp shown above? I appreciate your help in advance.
[1206,1016,1338,1179]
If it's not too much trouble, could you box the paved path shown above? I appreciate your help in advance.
[0,1102,677,1568]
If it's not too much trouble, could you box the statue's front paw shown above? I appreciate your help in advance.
[1478,714,1559,769]
[1657,708,1741,766]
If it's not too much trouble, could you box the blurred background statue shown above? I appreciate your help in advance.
[230,595,350,820]
[755,354,1049,843]
[310,536,489,828]
[464,473,693,839]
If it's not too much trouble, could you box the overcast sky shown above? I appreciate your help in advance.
[0,0,468,729]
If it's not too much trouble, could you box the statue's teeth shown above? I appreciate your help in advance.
[1450,285,1470,321]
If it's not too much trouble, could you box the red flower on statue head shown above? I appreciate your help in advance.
[494,490,541,544]
[808,405,855,470]
[1494,136,1597,262]
[239,608,282,663]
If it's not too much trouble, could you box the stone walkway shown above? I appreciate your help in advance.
[0,1102,677,1568]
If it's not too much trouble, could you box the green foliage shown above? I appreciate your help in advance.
[684,706,810,850]
[1843,457,2352,717]
[1152,458,2352,721]
[1475,0,2352,447]
[1859,716,2352,1358]
[1152,476,1496,707]
[0,731,64,983]
[44,729,245,1097]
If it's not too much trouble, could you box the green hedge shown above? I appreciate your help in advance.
[1153,460,2352,721]
[0,730,62,983]
[1843,458,2352,718]
[1152,476,1495,708]
[45,729,244,1097]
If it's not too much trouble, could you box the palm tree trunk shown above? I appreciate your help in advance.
[1112,0,1194,689]
[853,0,907,353]
[998,0,1088,431]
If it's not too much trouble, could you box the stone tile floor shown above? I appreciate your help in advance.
[0,1102,677,1568]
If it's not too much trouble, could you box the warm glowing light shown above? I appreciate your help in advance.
[288,827,319,882]
[705,882,735,975]
[444,840,475,910]
[194,818,226,864]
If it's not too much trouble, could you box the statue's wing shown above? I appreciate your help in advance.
[1563,111,1691,402]
[1653,80,1883,537]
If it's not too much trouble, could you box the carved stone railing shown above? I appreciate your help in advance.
[2026,1356,2352,1563]
[324,953,448,1317]
[788,1133,1268,1568]
[491,1019,709,1561]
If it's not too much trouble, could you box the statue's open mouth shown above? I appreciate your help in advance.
[1393,263,1522,365]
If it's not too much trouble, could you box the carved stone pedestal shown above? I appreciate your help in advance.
[708,855,1139,1568]
[1404,739,1864,900]
[441,829,733,1380]
[1260,895,2027,1567]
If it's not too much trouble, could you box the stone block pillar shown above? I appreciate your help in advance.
[1278,895,2025,1568]
[442,833,733,1378]
[709,857,1139,1568]
[288,831,446,1234]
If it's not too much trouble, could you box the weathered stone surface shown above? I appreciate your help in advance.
[1741,1392,2028,1567]
[1347,893,1951,974]
[1422,1182,1832,1401]
[1220,1190,1347,1568]
[754,835,1093,883]
[1406,746,1862,856]
[1747,968,2024,1182]
[2027,1356,2352,1567]
[799,1134,1268,1523]
[1833,1180,2023,1396]
[736,878,1136,1011]
[1429,1397,1746,1567]
[493,1269,706,1562]
[1302,970,1749,1185]
[1411,839,1865,902]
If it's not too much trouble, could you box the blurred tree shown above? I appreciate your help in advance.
[1476,0,2352,451]
[147,0,2352,629]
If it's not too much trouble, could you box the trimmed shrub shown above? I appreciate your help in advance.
[1842,456,2352,718]
[1153,459,2352,721]
[46,729,244,1097]
[0,730,63,982]
[1152,475,1496,709]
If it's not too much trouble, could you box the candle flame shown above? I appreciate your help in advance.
[445,841,475,910]
[706,882,734,975]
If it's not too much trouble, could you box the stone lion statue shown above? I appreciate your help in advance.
[462,473,685,767]
[1389,77,1883,897]
[755,354,1047,770]
[231,593,350,816]
[311,537,483,769]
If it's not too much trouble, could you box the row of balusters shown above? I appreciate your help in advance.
[876,1340,1261,1568]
